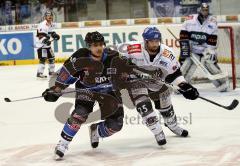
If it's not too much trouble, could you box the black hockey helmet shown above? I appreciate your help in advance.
[200,3,209,15]
[85,31,105,46]
[198,2,210,22]
[200,3,209,10]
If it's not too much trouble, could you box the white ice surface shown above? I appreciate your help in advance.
[0,65,240,166]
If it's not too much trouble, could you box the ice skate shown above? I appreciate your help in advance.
[155,130,167,145]
[37,73,47,78]
[54,139,69,160]
[89,123,100,148]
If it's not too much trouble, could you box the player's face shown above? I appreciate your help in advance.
[90,42,105,59]
[146,39,160,52]
[45,15,53,22]
[201,8,209,17]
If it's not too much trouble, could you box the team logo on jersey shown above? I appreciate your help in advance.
[162,49,175,61]
[190,33,207,42]
[107,68,116,74]
[95,76,110,83]
[159,60,169,67]
[180,31,189,40]
[172,65,177,71]
[131,58,144,62]
[207,35,217,45]
[70,57,76,63]
[127,44,142,54]
[208,25,213,29]
[172,61,179,71]
[58,67,70,82]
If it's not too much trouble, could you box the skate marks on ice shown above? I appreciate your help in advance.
[193,83,240,98]
[0,139,240,166]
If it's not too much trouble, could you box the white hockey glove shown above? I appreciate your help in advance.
[203,48,218,63]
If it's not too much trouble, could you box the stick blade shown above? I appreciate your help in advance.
[227,99,239,110]
[4,98,11,102]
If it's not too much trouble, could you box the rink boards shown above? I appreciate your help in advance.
[0,23,240,66]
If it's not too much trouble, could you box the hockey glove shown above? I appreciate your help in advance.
[203,48,218,63]
[179,36,190,66]
[178,82,199,100]
[205,52,218,63]
[51,32,60,40]
[179,56,186,66]
[42,38,51,46]
[42,87,62,102]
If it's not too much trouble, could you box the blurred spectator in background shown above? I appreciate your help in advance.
[15,0,31,24]
[3,1,13,25]
[0,0,64,25]
[0,0,215,26]
[0,2,4,25]
[149,0,212,17]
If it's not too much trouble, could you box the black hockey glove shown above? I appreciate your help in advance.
[42,38,51,46]
[179,56,186,66]
[179,37,190,66]
[51,32,60,40]
[178,82,199,100]
[42,87,62,102]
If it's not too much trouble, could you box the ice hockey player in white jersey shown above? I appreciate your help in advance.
[120,26,199,145]
[36,10,60,78]
[179,3,229,92]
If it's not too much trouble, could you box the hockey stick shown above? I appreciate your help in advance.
[4,96,42,102]
[4,90,75,103]
[4,84,113,103]
[32,39,54,49]
[166,28,228,81]
[4,84,120,120]
[190,53,227,80]
[132,68,239,110]
[166,28,179,41]
[198,96,238,110]
[166,28,178,40]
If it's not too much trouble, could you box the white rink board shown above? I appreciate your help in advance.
[1,23,239,60]
[0,64,240,165]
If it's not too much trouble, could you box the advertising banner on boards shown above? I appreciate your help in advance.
[0,32,34,61]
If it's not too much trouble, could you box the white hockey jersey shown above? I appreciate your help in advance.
[35,20,54,48]
[181,14,218,54]
[120,41,186,86]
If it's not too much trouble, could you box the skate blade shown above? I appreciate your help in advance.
[54,154,63,161]
[36,77,48,80]
[88,125,99,149]
[157,144,166,150]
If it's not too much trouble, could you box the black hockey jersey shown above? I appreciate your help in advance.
[55,48,119,93]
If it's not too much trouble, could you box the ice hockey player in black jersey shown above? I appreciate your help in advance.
[42,31,124,159]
